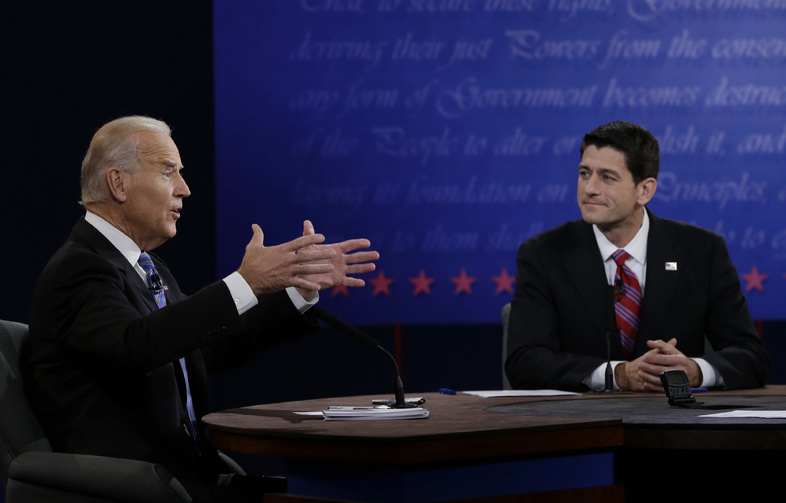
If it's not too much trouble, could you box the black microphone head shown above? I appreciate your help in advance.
[149,273,163,294]
[615,278,625,298]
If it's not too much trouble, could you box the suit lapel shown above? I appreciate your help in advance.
[71,218,159,313]
[563,221,612,344]
[637,210,681,350]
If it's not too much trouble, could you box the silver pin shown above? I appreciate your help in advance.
[665,262,677,271]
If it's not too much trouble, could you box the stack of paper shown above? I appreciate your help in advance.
[322,406,429,421]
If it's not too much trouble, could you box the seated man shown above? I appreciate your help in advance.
[505,120,770,392]
[26,116,379,502]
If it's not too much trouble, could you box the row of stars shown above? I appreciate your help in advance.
[331,265,777,297]
[332,268,516,297]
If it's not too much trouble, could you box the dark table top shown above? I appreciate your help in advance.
[203,386,786,459]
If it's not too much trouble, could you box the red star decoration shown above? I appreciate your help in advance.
[331,285,349,297]
[742,266,767,292]
[369,270,394,296]
[492,268,516,294]
[409,269,435,296]
[450,269,476,295]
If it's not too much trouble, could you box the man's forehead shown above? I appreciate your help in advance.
[136,132,181,161]
[579,146,628,172]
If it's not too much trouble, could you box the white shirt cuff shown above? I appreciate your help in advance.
[222,273,319,315]
[222,272,258,315]
[693,357,724,388]
[286,287,318,314]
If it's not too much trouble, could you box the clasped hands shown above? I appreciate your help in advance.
[237,220,379,297]
[615,338,703,392]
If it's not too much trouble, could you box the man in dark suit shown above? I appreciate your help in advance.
[26,116,379,502]
[505,121,770,392]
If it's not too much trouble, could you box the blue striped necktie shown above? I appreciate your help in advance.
[137,251,200,444]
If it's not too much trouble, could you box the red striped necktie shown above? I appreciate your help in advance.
[612,249,642,360]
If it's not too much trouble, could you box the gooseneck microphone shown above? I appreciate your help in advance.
[312,308,407,408]
[604,284,616,393]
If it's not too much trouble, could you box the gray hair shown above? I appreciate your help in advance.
[80,116,171,205]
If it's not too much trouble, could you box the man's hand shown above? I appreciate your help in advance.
[637,339,703,390]
[237,224,337,296]
[295,220,379,297]
[615,338,703,392]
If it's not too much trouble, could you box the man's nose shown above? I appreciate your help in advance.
[584,174,601,194]
[176,174,191,198]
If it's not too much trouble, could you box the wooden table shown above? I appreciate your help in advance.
[203,391,624,502]
[203,386,786,502]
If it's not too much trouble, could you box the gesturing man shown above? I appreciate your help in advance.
[27,116,379,502]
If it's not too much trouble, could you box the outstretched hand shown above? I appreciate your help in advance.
[296,220,379,295]
[237,224,337,296]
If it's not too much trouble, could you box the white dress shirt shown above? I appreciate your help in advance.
[582,211,722,390]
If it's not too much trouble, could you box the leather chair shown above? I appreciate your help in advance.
[0,319,193,502]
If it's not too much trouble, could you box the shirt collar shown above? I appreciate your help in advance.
[84,211,143,267]
[592,209,650,266]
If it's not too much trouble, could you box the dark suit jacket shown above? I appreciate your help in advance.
[26,218,318,497]
[505,210,770,391]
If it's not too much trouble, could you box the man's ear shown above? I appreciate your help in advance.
[106,167,129,203]
[637,177,657,206]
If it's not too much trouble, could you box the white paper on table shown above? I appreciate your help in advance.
[699,410,786,419]
[461,390,582,398]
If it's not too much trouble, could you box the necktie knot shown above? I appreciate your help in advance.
[612,249,630,267]
[138,251,155,274]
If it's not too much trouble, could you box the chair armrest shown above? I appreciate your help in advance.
[217,450,246,476]
[7,451,192,503]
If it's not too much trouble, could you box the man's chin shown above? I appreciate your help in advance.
[579,211,604,225]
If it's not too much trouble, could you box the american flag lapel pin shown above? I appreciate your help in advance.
[665,262,678,271]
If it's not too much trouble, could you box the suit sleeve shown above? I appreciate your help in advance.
[199,290,319,373]
[700,234,770,389]
[505,238,607,391]
[40,247,316,375]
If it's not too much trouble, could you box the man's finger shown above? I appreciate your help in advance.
[295,248,336,263]
[250,224,265,245]
[285,233,326,251]
[346,263,376,275]
[344,251,380,264]
[303,220,315,236]
[297,263,334,275]
[341,278,366,288]
[336,238,372,252]
[292,277,322,292]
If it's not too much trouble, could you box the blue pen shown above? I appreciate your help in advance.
[439,388,456,395]
[691,387,708,393]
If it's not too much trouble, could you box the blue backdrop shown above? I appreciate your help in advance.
[214,1,786,324]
